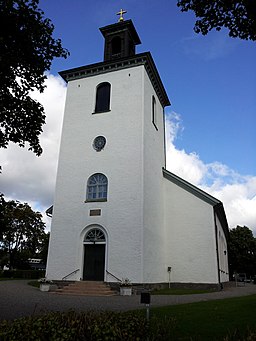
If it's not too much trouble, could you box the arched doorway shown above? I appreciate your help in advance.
[83,228,106,281]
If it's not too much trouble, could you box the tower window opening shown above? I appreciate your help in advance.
[95,82,111,113]
[111,36,122,58]
[86,173,108,201]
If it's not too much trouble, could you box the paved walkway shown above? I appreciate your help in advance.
[1,280,256,321]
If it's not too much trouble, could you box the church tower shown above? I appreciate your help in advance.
[46,14,171,283]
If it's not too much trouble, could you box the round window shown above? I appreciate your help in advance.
[93,136,106,151]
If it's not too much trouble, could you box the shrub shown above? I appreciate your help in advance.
[0,310,176,340]
[224,328,256,341]
[0,270,45,279]
[27,281,40,288]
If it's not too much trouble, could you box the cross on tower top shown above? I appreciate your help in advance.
[117,9,127,22]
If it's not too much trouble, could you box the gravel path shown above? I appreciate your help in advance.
[1,280,256,321]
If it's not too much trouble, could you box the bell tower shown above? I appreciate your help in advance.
[46,13,170,284]
[100,19,141,61]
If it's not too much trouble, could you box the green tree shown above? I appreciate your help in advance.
[229,225,256,278]
[0,195,46,269]
[38,231,49,265]
[0,193,5,240]
[0,0,69,156]
[177,0,256,41]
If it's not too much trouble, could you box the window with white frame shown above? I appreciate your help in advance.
[94,82,111,113]
[86,173,108,201]
[84,228,106,243]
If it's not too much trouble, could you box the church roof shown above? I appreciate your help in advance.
[59,52,170,108]
[163,168,229,239]
[46,205,53,217]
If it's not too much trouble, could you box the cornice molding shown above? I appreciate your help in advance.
[59,52,170,108]
[100,19,141,45]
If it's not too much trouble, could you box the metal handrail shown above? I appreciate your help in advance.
[106,270,122,282]
[62,268,80,280]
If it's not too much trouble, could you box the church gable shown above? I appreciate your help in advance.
[162,167,229,238]
[163,168,219,206]
[163,183,217,283]
[162,168,229,284]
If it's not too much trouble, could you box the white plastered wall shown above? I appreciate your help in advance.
[47,65,148,282]
[142,69,166,283]
[215,215,229,282]
[163,178,219,284]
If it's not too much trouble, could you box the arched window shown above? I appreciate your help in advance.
[84,228,106,243]
[95,82,111,113]
[86,173,108,201]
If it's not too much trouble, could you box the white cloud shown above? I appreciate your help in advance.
[0,74,66,228]
[165,112,256,235]
[165,113,207,184]
[202,180,256,231]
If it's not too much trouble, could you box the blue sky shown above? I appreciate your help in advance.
[0,0,255,232]
[42,0,256,176]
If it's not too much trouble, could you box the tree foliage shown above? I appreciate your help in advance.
[229,225,256,277]
[0,193,5,240]
[0,194,47,269]
[39,231,49,265]
[0,0,69,156]
[177,0,256,41]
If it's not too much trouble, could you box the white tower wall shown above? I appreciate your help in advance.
[46,65,167,283]
[142,69,166,282]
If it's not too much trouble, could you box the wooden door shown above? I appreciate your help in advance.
[83,244,105,280]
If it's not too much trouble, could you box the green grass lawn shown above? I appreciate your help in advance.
[1,285,256,340]
[151,287,215,295]
[148,294,256,340]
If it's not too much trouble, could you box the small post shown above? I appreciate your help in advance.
[167,266,172,288]
[146,304,150,321]
[234,272,238,287]
[141,292,151,321]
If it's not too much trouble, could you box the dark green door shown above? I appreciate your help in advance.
[83,244,105,280]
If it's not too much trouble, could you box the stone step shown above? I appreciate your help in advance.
[67,281,106,287]
[55,281,117,296]
[56,286,115,292]
[55,291,117,297]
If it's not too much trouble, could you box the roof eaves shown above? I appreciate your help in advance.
[46,205,53,218]
[214,203,230,240]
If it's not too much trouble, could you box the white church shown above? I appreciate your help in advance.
[46,14,229,289]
